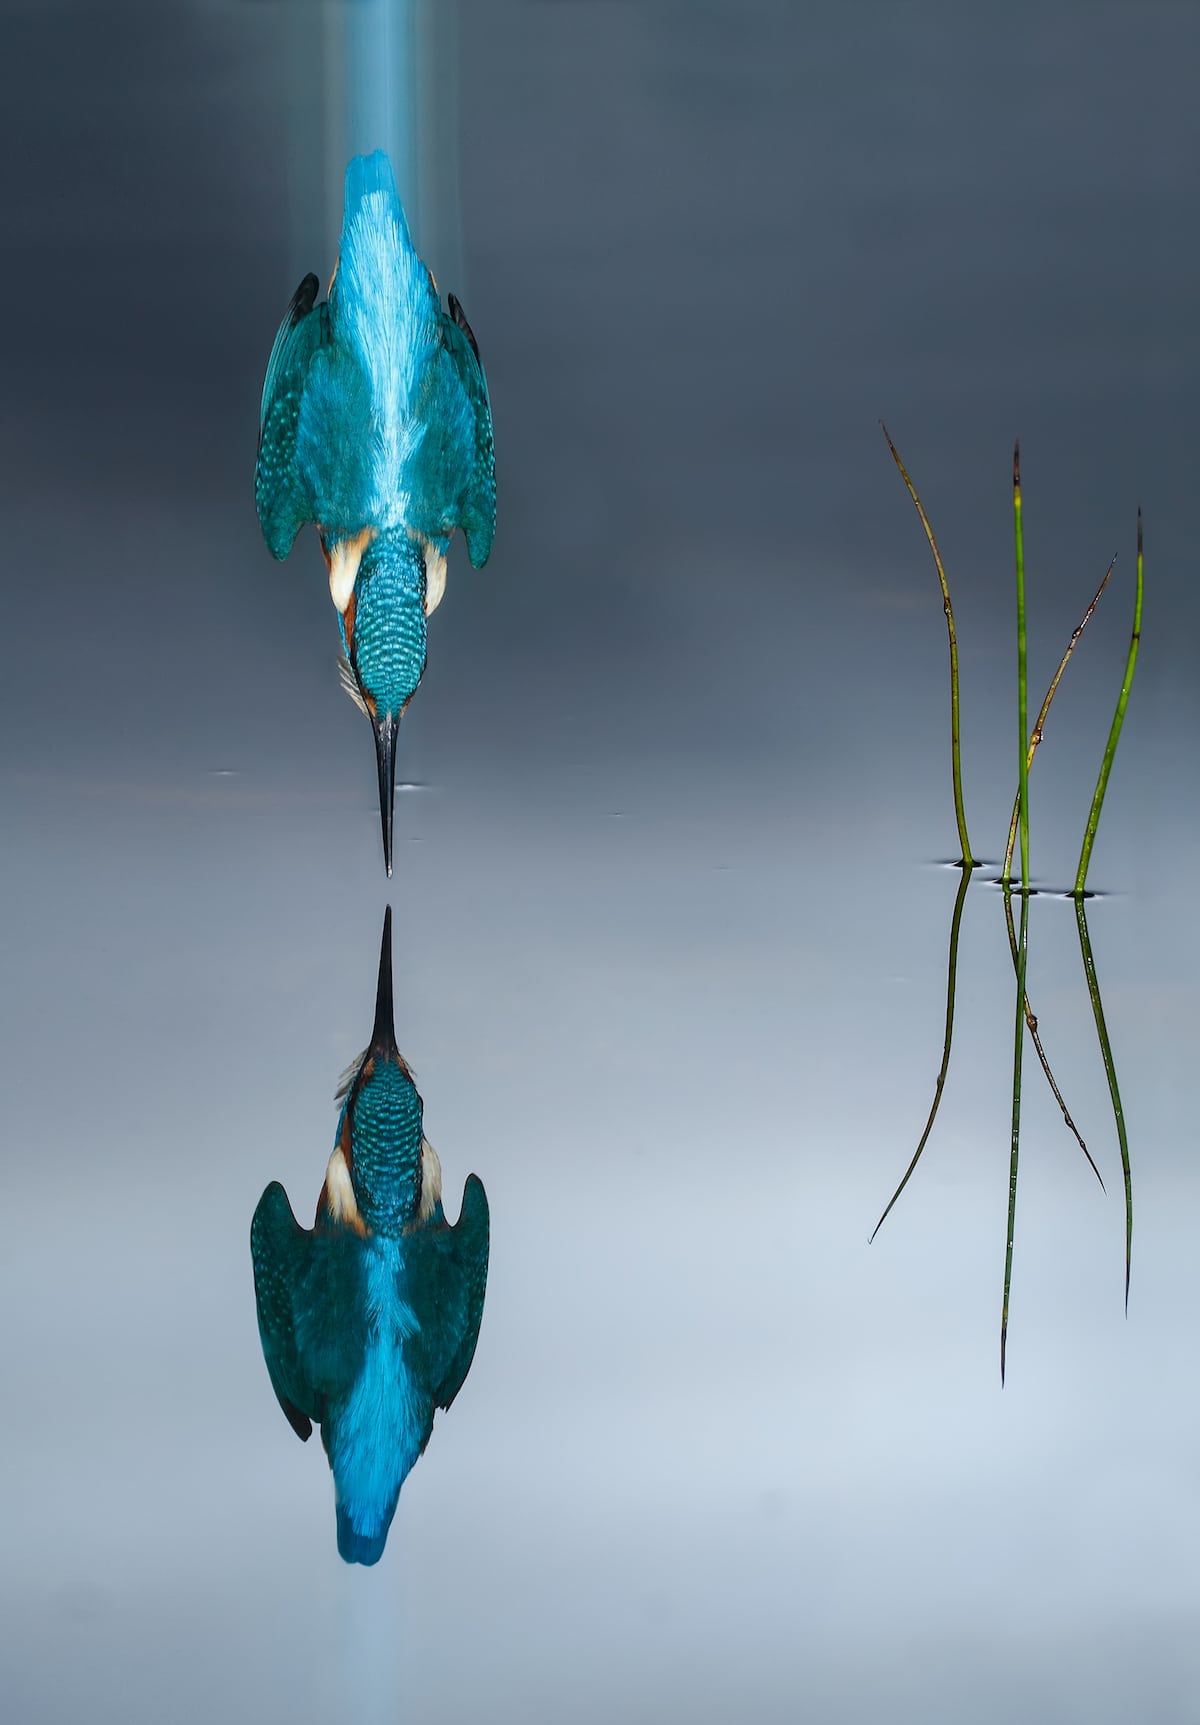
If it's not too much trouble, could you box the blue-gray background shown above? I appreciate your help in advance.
[4,2,1199,1720]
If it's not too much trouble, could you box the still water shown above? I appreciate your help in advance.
[4,2,1200,1720]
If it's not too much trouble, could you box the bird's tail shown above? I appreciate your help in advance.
[342,149,411,245]
[335,150,439,414]
[336,1502,393,1567]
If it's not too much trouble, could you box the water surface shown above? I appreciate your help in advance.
[4,3,1200,1720]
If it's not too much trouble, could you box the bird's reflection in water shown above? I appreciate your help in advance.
[251,908,489,1564]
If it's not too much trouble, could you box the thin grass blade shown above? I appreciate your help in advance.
[1002,884,1103,1188]
[1075,895,1133,1308]
[1008,441,1031,893]
[870,862,975,1242]
[1001,887,1030,1383]
[998,551,1114,1183]
[1003,557,1116,881]
[1074,514,1144,897]
[881,422,974,869]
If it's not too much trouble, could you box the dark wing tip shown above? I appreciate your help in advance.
[278,1396,313,1442]
[448,292,481,362]
[291,273,321,323]
[459,1171,490,1224]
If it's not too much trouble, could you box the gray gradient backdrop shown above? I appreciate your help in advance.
[4,3,1200,1721]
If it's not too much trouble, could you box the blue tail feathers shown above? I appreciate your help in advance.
[336,1501,394,1567]
[343,150,406,229]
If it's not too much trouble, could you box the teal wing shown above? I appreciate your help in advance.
[250,1182,319,1440]
[292,343,373,539]
[446,297,497,569]
[250,1183,369,1441]
[414,296,496,567]
[255,274,331,560]
[406,1173,490,1413]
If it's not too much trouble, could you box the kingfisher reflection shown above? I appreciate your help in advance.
[251,907,489,1564]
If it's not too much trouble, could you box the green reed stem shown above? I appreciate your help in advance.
[998,550,1112,1186]
[1002,885,1103,1187]
[1000,887,1030,1383]
[1003,558,1115,882]
[1005,442,1030,893]
[1075,895,1133,1309]
[870,862,975,1242]
[881,422,974,869]
[1074,514,1144,897]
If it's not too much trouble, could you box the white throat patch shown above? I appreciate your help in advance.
[328,527,376,615]
[417,1137,443,1222]
[423,543,448,617]
[324,1144,368,1236]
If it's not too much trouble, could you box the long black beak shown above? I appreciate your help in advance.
[372,712,399,877]
[370,905,399,1058]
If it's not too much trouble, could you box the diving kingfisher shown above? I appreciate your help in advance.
[250,907,490,1565]
[255,150,496,874]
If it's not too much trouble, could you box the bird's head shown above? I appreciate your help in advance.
[328,528,435,875]
[323,908,433,1237]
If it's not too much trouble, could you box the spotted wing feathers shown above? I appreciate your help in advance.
[405,1173,490,1414]
[250,1182,318,1439]
[251,1181,368,1441]
[255,275,331,560]
[254,153,496,568]
[438,301,496,569]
